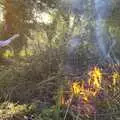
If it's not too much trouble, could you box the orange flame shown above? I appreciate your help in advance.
[112,72,119,86]
[71,67,102,102]
[62,65,120,115]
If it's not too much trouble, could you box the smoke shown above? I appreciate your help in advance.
[60,0,85,15]
[95,0,119,64]
[64,36,81,73]
[95,0,112,19]
[67,36,81,54]
[62,0,119,73]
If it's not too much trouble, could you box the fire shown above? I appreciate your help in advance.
[112,72,119,86]
[62,65,120,115]
[88,67,102,89]
[71,67,102,102]
[72,82,81,95]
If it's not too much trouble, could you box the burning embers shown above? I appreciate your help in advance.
[62,66,120,116]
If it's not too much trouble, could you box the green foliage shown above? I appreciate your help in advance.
[0,0,120,120]
[33,107,57,120]
[0,102,34,119]
[107,1,120,59]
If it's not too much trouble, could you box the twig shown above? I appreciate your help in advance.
[64,94,73,120]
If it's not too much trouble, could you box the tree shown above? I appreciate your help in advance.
[2,0,36,56]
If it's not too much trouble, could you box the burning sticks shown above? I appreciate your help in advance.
[62,65,120,116]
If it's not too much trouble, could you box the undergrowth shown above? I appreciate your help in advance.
[0,47,120,120]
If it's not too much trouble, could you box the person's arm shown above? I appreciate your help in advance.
[0,34,19,48]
